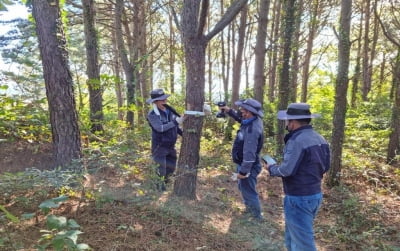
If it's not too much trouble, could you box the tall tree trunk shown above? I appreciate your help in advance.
[219,0,228,101]
[173,0,248,199]
[368,0,379,99]
[289,0,303,103]
[301,0,319,103]
[267,0,282,102]
[276,0,296,154]
[207,14,213,104]
[361,0,371,101]
[327,0,352,187]
[134,0,147,120]
[377,53,386,96]
[243,19,253,91]
[112,25,124,121]
[115,0,135,126]
[224,23,232,101]
[375,1,400,164]
[231,5,247,109]
[351,6,363,108]
[32,0,81,168]
[387,50,400,164]
[149,8,155,92]
[226,4,247,141]
[253,0,270,105]
[82,0,104,134]
[173,0,207,200]
[169,9,176,94]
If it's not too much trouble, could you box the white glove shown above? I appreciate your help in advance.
[175,116,184,125]
[203,104,212,115]
[230,173,238,181]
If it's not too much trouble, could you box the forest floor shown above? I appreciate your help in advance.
[0,140,399,250]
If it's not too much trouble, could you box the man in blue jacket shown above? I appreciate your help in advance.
[146,89,183,191]
[220,98,264,220]
[264,103,330,251]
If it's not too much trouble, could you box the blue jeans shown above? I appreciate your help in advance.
[284,193,322,251]
[237,163,262,219]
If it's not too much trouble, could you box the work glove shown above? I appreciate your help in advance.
[203,104,212,115]
[175,116,184,125]
[230,172,238,181]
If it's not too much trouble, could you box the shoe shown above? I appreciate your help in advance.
[156,182,166,192]
[252,216,265,223]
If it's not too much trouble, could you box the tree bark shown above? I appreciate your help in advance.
[351,5,363,108]
[219,0,229,101]
[111,23,124,121]
[369,0,379,99]
[253,0,270,105]
[387,50,400,164]
[133,0,147,120]
[375,1,400,164]
[276,0,296,153]
[289,0,303,103]
[361,0,371,101]
[31,0,81,168]
[301,0,320,103]
[82,0,104,133]
[173,0,206,199]
[225,4,248,141]
[267,0,281,102]
[327,0,352,187]
[231,5,247,109]
[169,9,176,94]
[173,0,248,199]
[115,0,135,126]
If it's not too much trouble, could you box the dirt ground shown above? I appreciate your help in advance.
[0,141,399,250]
[0,141,55,173]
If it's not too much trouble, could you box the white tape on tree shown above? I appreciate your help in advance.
[184,110,205,116]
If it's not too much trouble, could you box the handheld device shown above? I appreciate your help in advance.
[262,154,277,165]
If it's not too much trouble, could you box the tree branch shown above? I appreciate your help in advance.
[196,0,209,38]
[170,5,181,33]
[374,8,400,47]
[205,0,248,42]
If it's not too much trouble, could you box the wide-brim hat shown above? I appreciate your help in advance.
[277,103,321,120]
[146,88,170,104]
[235,98,264,117]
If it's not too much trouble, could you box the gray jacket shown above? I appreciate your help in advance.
[268,125,330,195]
[228,110,264,174]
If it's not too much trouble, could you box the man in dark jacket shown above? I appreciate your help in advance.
[220,98,264,220]
[264,103,330,251]
[146,89,183,191]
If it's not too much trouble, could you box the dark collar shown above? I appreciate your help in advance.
[284,125,312,143]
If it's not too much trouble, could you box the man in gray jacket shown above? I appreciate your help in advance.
[146,89,183,191]
[220,98,264,220]
[264,103,330,251]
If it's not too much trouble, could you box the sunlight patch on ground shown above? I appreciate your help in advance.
[206,212,232,234]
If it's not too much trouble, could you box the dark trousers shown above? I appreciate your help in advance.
[152,145,177,182]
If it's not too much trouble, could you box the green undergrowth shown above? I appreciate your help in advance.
[0,129,399,250]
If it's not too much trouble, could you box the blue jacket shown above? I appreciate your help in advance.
[228,110,264,174]
[268,125,330,196]
[147,108,182,151]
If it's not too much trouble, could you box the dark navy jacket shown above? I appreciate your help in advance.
[228,110,264,174]
[147,108,182,151]
[268,125,330,196]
